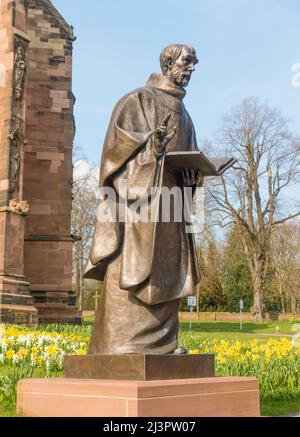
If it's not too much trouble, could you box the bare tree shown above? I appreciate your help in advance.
[207,97,300,321]
[271,221,300,313]
[71,160,99,312]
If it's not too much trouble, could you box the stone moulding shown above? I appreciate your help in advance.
[13,28,31,44]
[24,235,77,242]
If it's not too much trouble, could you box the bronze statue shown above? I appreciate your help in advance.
[85,44,202,355]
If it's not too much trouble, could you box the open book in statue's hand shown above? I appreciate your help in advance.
[165,151,237,177]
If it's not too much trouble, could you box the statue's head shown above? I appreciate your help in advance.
[160,44,198,88]
[16,46,24,59]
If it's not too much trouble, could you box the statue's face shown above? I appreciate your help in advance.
[16,47,24,58]
[169,46,198,88]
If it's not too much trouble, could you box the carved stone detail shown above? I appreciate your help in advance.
[13,36,27,101]
[9,199,30,216]
[8,115,27,194]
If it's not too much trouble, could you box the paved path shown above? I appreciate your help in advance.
[241,332,295,337]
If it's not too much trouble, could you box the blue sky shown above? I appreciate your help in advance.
[53,0,300,165]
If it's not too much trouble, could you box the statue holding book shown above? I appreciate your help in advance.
[84,44,234,355]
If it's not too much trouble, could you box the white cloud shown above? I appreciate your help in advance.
[74,159,99,179]
[73,159,90,179]
[73,159,100,191]
[291,63,300,88]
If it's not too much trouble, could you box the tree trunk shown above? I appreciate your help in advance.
[291,295,296,316]
[250,260,265,321]
[252,289,265,321]
[78,253,84,313]
[75,251,80,305]
[278,280,286,313]
[196,284,200,320]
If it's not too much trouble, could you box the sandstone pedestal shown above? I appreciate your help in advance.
[17,376,260,417]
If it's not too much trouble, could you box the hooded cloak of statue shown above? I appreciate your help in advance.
[84,73,201,354]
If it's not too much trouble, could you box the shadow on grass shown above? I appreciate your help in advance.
[261,396,300,416]
[82,317,95,326]
[180,321,274,333]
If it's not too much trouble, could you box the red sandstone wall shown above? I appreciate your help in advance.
[0,1,14,209]
[24,0,74,236]
[0,1,38,323]
[22,0,77,319]
[0,0,78,321]
[0,1,13,276]
[0,0,77,322]
[0,0,28,276]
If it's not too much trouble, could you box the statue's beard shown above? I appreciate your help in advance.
[171,66,191,88]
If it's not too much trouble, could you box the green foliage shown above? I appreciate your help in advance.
[0,367,34,407]
[179,332,300,401]
[223,260,253,312]
[197,281,227,311]
[195,224,287,315]
[196,237,227,311]
[264,298,282,313]
[38,323,92,336]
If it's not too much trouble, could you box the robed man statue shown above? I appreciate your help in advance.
[84,44,202,355]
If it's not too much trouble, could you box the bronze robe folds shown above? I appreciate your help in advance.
[85,73,200,354]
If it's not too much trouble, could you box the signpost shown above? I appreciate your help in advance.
[187,296,197,330]
[239,299,244,330]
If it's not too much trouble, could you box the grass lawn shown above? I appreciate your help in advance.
[261,396,300,416]
[86,316,299,335]
[0,404,20,417]
[84,316,299,342]
[179,320,300,343]
[180,319,299,335]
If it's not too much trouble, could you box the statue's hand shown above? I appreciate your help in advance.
[181,169,204,187]
[152,113,177,157]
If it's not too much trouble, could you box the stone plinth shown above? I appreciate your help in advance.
[64,354,215,380]
[0,207,37,324]
[17,376,260,417]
